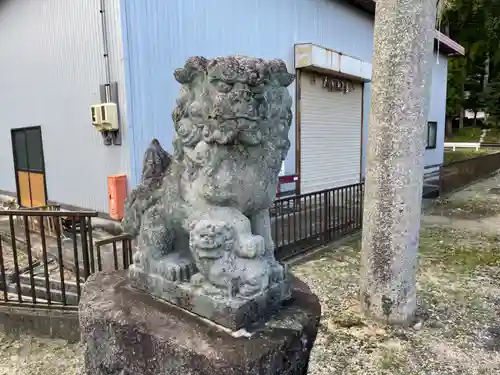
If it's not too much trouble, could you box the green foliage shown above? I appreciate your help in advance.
[445,127,482,141]
[420,227,500,273]
[443,149,492,165]
[446,59,464,118]
[482,128,500,142]
[442,0,500,125]
[482,79,500,126]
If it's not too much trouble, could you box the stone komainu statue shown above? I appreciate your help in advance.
[122,55,294,302]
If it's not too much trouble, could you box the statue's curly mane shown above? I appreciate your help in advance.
[171,55,294,175]
[123,55,294,234]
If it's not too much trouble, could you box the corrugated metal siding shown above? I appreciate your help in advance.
[121,0,375,186]
[121,0,449,188]
[300,71,363,193]
[0,0,129,212]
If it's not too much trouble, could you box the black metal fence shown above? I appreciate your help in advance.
[10,162,499,312]
[0,209,134,309]
[93,182,365,265]
[272,182,364,260]
[4,152,500,312]
[0,182,365,310]
[95,234,133,273]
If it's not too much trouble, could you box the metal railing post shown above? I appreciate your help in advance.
[324,190,330,242]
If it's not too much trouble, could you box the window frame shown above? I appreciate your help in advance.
[426,121,438,150]
[10,126,48,207]
[11,126,46,173]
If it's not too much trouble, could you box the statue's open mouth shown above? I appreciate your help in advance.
[221,115,259,122]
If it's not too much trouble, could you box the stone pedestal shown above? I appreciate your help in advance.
[79,271,321,375]
[128,252,291,331]
[130,262,291,331]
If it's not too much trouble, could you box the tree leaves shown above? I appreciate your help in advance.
[443,0,500,127]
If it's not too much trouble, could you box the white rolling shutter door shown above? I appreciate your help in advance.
[300,71,362,194]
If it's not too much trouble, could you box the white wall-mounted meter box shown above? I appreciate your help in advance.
[91,104,103,131]
[100,103,119,131]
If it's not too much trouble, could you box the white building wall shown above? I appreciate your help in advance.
[0,0,130,212]
[425,53,448,168]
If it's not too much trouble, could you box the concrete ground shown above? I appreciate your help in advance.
[1,174,500,374]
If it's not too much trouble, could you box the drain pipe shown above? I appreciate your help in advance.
[99,0,112,102]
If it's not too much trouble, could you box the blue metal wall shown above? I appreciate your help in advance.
[121,0,374,185]
[121,0,447,186]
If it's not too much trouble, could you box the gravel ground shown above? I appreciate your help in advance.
[0,333,82,375]
[0,239,30,272]
[295,174,500,375]
[1,175,500,374]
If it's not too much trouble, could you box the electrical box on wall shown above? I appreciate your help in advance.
[91,104,103,130]
[91,103,119,132]
[100,103,119,131]
[90,82,122,146]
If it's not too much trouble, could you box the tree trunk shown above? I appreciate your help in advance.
[459,108,465,128]
[473,111,478,127]
[446,117,453,137]
[484,54,490,91]
[459,60,466,129]
[360,0,437,325]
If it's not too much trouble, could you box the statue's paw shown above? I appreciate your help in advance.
[238,275,269,299]
[190,273,205,286]
[238,283,262,299]
[132,251,142,265]
[237,235,265,259]
[202,282,227,296]
[191,273,232,297]
[269,261,286,283]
